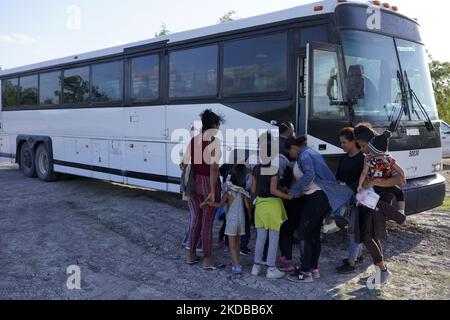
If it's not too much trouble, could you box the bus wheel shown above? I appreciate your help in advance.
[35,144,59,182]
[19,143,37,178]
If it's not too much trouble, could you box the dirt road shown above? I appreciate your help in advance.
[0,163,448,300]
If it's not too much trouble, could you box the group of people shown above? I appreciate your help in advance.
[180,109,407,285]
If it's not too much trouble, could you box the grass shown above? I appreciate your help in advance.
[433,197,450,212]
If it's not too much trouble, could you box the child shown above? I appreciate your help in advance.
[250,132,293,280]
[201,164,251,276]
[217,164,233,252]
[358,131,406,214]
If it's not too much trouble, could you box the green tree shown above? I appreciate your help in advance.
[154,23,170,37]
[218,10,237,23]
[429,58,450,123]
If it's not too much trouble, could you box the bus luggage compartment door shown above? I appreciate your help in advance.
[0,135,12,163]
[125,141,167,191]
[92,139,110,181]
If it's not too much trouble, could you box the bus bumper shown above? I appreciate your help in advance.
[403,174,446,215]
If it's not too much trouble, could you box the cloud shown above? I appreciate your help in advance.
[0,33,38,44]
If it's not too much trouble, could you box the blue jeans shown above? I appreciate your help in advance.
[240,206,251,250]
[348,234,363,262]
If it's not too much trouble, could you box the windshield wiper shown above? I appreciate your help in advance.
[384,91,402,122]
[389,70,409,132]
[404,71,435,131]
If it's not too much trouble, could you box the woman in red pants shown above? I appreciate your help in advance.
[185,109,224,270]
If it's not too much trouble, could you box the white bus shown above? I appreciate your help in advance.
[0,0,445,214]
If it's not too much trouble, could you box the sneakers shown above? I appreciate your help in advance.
[266,267,285,279]
[343,256,364,265]
[322,219,340,234]
[336,262,357,274]
[380,268,393,285]
[287,268,314,283]
[312,269,321,279]
[251,264,285,279]
[366,267,393,287]
[251,264,261,276]
[279,257,295,273]
[240,247,251,256]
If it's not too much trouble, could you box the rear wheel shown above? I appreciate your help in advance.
[19,143,37,178]
[35,144,59,182]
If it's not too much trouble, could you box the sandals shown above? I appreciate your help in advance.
[232,266,243,277]
[203,263,226,271]
[203,265,217,270]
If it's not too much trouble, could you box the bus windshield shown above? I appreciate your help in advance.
[396,39,438,120]
[341,30,438,122]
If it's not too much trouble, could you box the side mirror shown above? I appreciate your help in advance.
[346,65,365,101]
[327,68,339,101]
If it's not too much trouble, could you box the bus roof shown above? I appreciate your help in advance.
[0,0,414,77]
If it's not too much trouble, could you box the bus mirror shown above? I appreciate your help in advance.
[346,65,365,101]
[327,68,339,101]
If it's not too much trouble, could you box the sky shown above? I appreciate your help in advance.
[1,0,449,70]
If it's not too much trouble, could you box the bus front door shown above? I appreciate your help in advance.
[305,42,351,161]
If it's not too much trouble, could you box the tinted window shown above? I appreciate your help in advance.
[92,60,123,103]
[39,71,61,105]
[20,75,38,106]
[2,78,19,107]
[63,66,90,104]
[223,33,287,96]
[342,31,403,121]
[131,55,159,102]
[169,45,218,98]
[311,49,344,119]
[299,26,328,47]
[396,39,438,120]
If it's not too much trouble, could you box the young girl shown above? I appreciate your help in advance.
[358,131,406,214]
[202,164,251,276]
[251,132,293,280]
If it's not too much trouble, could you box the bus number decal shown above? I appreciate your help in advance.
[409,150,420,157]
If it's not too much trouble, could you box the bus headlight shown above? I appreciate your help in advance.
[432,162,443,172]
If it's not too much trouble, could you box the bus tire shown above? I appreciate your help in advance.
[35,143,59,182]
[19,143,37,178]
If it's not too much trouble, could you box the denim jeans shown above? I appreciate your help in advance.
[348,234,363,262]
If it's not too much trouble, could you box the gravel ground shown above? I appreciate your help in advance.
[0,162,449,300]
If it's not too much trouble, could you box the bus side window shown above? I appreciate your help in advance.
[130,55,160,103]
[2,78,19,108]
